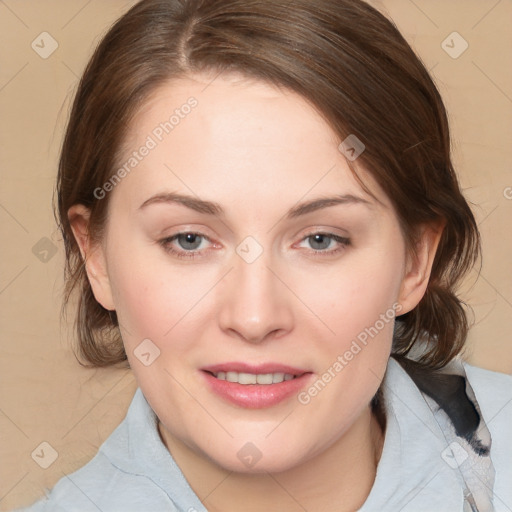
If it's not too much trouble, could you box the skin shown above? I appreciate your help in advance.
[69,72,442,511]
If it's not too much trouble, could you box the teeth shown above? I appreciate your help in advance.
[238,373,257,384]
[256,373,273,384]
[272,372,284,383]
[213,371,297,385]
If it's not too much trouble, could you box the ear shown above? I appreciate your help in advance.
[397,221,445,315]
[68,204,115,311]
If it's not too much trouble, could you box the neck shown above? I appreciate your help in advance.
[158,404,385,512]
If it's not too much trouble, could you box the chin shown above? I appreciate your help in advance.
[203,440,311,475]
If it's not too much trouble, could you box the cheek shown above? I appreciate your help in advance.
[293,249,403,429]
[106,214,405,363]
[298,241,405,347]
[106,240,215,351]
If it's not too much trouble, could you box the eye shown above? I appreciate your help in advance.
[159,232,212,259]
[297,232,350,256]
[159,230,350,260]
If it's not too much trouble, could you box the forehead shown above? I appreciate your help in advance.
[112,72,390,215]
[128,72,337,153]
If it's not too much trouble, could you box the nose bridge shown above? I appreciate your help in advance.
[218,238,293,342]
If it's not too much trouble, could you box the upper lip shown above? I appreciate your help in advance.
[201,362,310,376]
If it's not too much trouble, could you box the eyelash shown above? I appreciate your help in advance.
[158,231,351,260]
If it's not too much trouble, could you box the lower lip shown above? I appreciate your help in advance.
[201,371,313,409]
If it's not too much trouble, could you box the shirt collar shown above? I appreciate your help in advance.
[101,386,208,512]
[360,357,465,511]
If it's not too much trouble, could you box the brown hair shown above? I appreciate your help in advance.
[56,0,480,370]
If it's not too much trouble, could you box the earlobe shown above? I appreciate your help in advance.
[68,204,115,311]
[397,221,445,315]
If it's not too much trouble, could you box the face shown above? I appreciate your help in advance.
[76,72,428,474]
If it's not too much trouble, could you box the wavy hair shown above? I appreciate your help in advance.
[56,0,480,370]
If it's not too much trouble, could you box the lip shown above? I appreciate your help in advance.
[200,362,313,409]
[201,362,309,375]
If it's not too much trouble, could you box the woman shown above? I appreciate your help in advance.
[18,0,511,510]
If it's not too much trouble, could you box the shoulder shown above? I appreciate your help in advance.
[463,362,512,423]
[463,362,512,512]
[15,449,179,512]
[15,388,181,512]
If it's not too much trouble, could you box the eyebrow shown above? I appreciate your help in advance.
[137,192,373,219]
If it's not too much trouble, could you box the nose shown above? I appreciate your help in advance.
[218,247,294,344]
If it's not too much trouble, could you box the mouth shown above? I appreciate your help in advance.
[200,363,313,408]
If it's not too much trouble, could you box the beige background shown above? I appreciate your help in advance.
[0,0,511,509]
